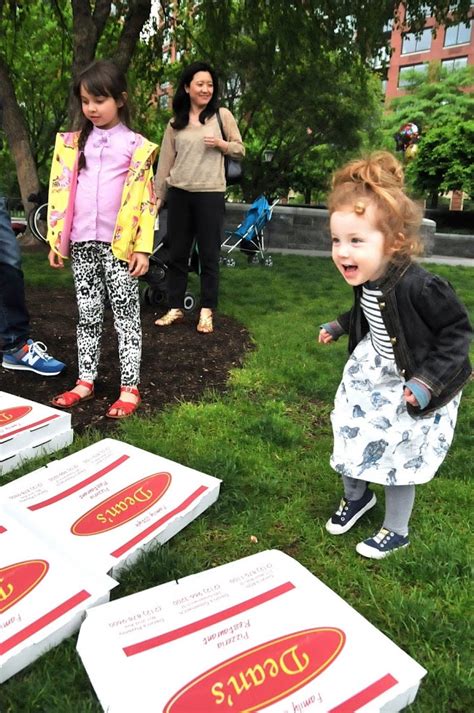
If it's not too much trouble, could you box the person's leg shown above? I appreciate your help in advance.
[102,244,141,386]
[0,196,30,352]
[72,242,106,383]
[342,475,368,501]
[192,192,225,309]
[166,188,194,309]
[383,484,416,535]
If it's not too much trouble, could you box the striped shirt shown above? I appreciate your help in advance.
[361,284,394,359]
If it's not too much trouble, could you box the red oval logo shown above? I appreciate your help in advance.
[164,628,345,712]
[0,406,32,428]
[70,472,172,536]
[0,560,49,614]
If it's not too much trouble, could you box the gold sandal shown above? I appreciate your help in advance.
[155,309,184,327]
[197,310,213,334]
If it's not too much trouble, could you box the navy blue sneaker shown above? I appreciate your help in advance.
[356,528,409,559]
[326,488,376,535]
[2,340,66,376]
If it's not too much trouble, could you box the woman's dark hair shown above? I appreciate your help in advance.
[171,61,219,130]
[72,59,131,171]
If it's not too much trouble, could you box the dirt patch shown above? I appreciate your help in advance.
[0,284,253,435]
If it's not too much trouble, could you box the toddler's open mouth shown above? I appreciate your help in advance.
[343,264,358,275]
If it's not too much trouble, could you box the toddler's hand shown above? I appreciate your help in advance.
[129,252,149,278]
[403,387,419,407]
[319,328,334,344]
[48,249,64,269]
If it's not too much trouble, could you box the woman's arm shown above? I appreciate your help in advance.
[220,108,245,159]
[154,123,176,201]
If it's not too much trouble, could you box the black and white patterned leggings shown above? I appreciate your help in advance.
[71,241,141,386]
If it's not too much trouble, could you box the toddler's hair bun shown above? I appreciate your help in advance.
[332,151,404,192]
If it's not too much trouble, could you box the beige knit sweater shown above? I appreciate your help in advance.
[154,107,245,200]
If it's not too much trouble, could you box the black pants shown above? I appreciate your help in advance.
[166,187,225,309]
[0,196,30,352]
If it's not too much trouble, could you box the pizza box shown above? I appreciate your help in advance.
[0,507,117,683]
[0,438,221,575]
[0,429,74,476]
[77,550,426,713]
[0,391,72,461]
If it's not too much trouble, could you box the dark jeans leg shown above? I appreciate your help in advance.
[0,196,30,353]
[166,188,195,309]
[192,192,225,309]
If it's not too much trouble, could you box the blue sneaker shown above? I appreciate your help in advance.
[326,488,376,535]
[2,340,66,376]
[356,528,409,559]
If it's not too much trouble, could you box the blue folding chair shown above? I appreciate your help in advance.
[221,195,278,267]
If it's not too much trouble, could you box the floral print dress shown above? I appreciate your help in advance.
[330,287,461,486]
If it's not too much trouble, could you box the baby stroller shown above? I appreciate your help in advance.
[221,195,278,267]
[140,208,198,311]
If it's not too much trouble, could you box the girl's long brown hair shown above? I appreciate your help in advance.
[72,59,131,171]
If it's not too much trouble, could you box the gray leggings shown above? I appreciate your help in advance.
[342,475,415,536]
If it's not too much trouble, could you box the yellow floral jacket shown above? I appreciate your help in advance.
[47,130,158,261]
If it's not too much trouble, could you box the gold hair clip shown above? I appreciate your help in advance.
[354,201,366,214]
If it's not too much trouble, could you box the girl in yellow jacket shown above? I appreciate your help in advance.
[48,59,157,418]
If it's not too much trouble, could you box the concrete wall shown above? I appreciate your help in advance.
[223,203,444,256]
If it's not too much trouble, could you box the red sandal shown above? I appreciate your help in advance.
[106,386,141,419]
[51,379,94,409]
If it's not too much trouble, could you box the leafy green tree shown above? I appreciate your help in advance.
[0,0,156,210]
[382,64,474,206]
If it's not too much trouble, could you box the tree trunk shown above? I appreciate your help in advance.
[428,190,439,209]
[0,58,39,214]
[304,188,312,204]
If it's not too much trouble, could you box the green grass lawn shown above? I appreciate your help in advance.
[1,251,473,712]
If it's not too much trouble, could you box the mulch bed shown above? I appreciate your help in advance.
[0,284,252,435]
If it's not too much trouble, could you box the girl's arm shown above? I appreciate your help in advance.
[410,274,472,396]
[48,248,64,269]
[128,252,149,278]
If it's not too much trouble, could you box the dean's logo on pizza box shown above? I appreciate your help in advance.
[71,473,172,536]
[164,628,345,712]
[0,560,49,614]
[0,406,32,428]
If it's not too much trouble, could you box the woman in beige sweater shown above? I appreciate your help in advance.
[154,61,245,333]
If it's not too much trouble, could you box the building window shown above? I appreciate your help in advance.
[441,56,468,71]
[444,21,472,46]
[398,63,428,87]
[401,28,432,54]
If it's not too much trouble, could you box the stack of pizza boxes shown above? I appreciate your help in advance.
[0,437,221,682]
[0,391,73,476]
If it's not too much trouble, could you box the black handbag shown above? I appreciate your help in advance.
[216,109,243,185]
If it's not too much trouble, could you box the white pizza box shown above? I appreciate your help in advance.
[0,438,221,575]
[0,429,74,476]
[0,391,72,462]
[0,507,117,683]
[77,550,426,713]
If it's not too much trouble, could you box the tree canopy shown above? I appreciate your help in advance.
[0,0,472,207]
[382,64,474,206]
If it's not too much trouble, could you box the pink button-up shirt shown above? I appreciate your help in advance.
[71,123,140,244]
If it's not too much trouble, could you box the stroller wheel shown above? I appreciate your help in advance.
[250,254,260,265]
[264,256,273,267]
[140,286,151,305]
[225,257,236,268]
[147,287,167,307]
[183,291,196,312]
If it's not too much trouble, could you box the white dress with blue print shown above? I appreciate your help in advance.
[330,289,461,486]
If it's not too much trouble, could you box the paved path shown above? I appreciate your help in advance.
[270,247,474,268]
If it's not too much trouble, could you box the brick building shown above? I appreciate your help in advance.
[384,3,473,99]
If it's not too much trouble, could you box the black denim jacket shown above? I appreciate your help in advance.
[335,259,472,417]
